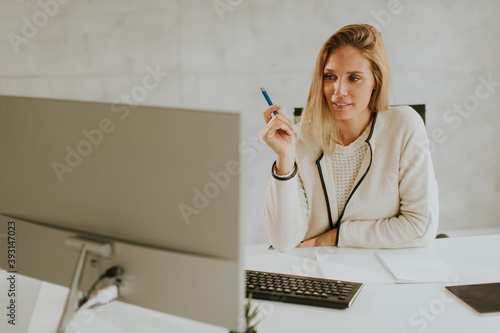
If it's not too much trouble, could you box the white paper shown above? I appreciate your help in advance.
[313,253,395,284]
[246,250,395,284]
[374,251,459,283]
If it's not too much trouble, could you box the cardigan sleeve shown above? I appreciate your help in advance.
[337,113,439,248]
[263,167,310,252]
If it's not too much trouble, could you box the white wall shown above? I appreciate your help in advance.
[1,0,499,244]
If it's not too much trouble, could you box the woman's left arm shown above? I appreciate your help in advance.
[337,119,439,248]
[302,112,439,249]
[300,228,337,247]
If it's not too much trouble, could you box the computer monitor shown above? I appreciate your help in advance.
[0,95,244,331]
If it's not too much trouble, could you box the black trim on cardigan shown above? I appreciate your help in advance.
[334,140,373,245]
[316,111,379,245]
[336,112,378,221]
[334,225,341,246]
[271,161,298,181]
[315,152,334,230]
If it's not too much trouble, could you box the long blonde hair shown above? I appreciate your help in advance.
[301,24,390,154]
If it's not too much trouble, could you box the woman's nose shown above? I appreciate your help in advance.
[333,80,347,97]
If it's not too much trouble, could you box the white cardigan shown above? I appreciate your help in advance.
[263,106,439,252]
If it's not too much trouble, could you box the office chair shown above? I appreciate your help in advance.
[294,104,426,124]
[402,105,447,239]
[406,104,425,124]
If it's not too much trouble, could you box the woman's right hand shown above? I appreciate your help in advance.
[261,105,296,175]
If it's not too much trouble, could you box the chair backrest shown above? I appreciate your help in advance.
[293,104,426,125]
[404,104,426,125]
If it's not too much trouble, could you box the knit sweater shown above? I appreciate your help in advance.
[263,106,439,252]
[331,120,370,217]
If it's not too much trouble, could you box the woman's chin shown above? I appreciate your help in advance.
[330,110,354,120]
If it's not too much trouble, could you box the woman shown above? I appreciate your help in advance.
[261,24,439,252]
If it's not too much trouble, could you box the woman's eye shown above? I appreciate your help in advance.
[350,76,360,82]
[324,74,336,80]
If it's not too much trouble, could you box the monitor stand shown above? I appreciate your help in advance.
[57,237,114,333]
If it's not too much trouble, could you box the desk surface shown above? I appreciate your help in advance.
[246,234,500,333]
[1,234,500,333]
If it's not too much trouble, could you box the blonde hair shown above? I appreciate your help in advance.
[301,24,390,153]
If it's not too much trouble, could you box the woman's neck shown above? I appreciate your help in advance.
[337,111,373,146]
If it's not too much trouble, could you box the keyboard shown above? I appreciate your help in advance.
[245,270,363,309]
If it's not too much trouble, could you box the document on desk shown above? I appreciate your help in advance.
[313,253,395,284]
[245,250,394,284]
[374,251,458,284]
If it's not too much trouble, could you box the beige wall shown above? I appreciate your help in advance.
[1,0,499,243]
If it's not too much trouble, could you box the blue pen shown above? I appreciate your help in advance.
[261,87,278,117]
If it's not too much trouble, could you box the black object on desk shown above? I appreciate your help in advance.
[246,270,363,309]
[446,282,500,315]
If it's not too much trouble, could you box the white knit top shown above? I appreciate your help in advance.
[331,122,371,217]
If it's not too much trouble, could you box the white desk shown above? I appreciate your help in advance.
[246,234,500,333]
[1,235,500,333]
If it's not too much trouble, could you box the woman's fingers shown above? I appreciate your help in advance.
[263,116,293,141]
[300,238,315,248]
[261,106,296,157]
[262,105,281,123]
[274,115,294,134]
[262,105,295,133]
[263,106,294,128]
[267,115,294,133]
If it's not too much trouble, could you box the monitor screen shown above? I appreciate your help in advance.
[0,95,243,331]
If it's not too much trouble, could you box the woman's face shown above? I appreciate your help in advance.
[323,46,376,123]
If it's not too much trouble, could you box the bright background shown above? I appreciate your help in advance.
[1,0,499,244]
